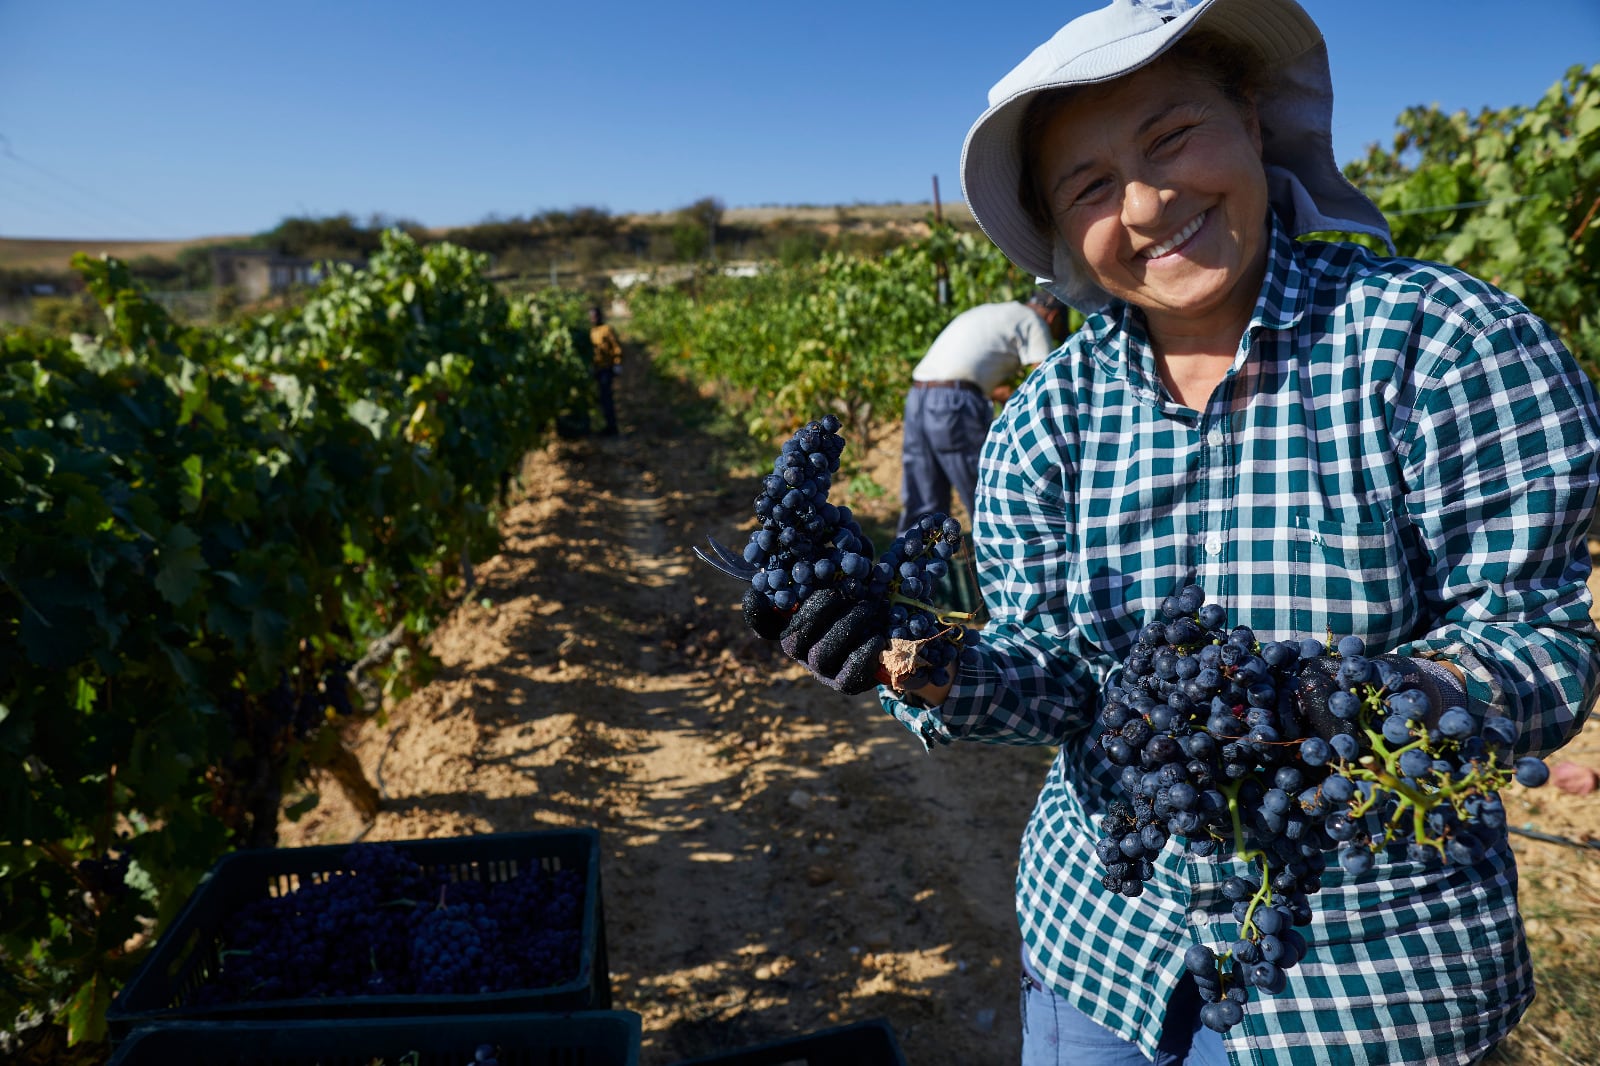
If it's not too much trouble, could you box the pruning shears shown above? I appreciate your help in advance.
[693,533,757,583]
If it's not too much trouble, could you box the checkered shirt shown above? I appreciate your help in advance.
[880,214,1600,1064]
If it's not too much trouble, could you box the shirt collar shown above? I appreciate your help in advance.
[1089,210,1310,399]
[1253,209,1310,335]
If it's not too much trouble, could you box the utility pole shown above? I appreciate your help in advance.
[933,174,951,306]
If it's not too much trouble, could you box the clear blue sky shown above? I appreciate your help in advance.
[2,1,1595,240]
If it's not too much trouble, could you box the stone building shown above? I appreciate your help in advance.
[209,249,358,301]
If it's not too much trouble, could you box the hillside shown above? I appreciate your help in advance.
[0,234,247,273]
[0,201,977,276]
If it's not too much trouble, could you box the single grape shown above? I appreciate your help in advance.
[1398,749,1434,779]
[1321,775,1355,804]
[1339,847,1373,875]
[1329,733,1360,761]
[1328,690,1361,720]
[1514,757,1550,788]
[1336,635,1366,658]
[1381,715,1414,746]
[1386,689,1430,721]
[1481,717,1518,748]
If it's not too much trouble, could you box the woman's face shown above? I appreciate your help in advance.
[1032,60,1269,340]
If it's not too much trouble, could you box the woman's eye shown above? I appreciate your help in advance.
[1070,178,1110,206]
[1155,125,1194,151]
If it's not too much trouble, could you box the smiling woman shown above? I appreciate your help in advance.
[854,0,1600,1064]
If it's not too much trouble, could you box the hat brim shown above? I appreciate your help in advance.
[961,0,1389,304]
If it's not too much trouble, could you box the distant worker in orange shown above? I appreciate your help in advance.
[589,304,623,437]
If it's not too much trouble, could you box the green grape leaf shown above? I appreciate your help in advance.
[64,968,109,1045]
[154,523,207,606]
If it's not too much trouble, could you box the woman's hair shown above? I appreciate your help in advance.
[1015,30,1269,235]
[1026,288,1066,315]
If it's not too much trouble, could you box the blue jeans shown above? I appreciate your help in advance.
[898,383,992,532]
[1021,953,1229,1066]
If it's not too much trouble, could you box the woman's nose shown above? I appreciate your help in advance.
[1121,180,1169,227]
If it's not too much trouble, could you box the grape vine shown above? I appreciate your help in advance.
[0,233,594,1046]
[628,223,1050,443]
[1343,64,1599,378]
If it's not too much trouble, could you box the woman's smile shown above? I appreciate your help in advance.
[1138,209,1208,261]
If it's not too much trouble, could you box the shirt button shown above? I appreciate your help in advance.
[1206,538,1223,556]
[1207,426,1224,447]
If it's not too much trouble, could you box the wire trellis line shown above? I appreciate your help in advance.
[1382,194,1542,217]
[1509,823,1600,854]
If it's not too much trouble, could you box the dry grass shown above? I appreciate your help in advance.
[2,201,979,276]
[715,201,976,227]
[0,234,246,273]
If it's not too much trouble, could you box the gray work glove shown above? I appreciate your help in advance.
[742,586,887,694]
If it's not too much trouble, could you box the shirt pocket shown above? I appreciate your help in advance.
[1289,505,1415,647]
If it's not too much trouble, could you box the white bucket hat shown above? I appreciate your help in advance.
[960,0,1394,312]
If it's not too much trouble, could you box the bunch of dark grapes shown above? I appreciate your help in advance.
[75,849,133,901]
[293,684,325,739]
[733,415,976,685]
[411,899,502,994]
[195,843,587,1004]
[289,660,357,738]
[422,864,584,991]
[194,868,386,1001]
[882,513,978,688]
[1093,584,1549,1034]
[743,415,873,612]
[230,662,349,749]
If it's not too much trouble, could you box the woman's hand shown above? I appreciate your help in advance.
[902,674,955,708]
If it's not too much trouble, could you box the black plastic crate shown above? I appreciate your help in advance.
[107,830,608,1041]
[666,1019,908,1066]
[105,1011,642,1066]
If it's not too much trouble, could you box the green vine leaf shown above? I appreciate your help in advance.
[154,523,207,606]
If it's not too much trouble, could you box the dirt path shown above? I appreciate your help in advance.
[281,355,1052,1063]
[281,348,1600,1065]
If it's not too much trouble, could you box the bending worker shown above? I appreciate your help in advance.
[898,290,1069,533]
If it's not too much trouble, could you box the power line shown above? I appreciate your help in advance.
[0,133,172,237]
[0,181,68,230]
[0,168,144,236]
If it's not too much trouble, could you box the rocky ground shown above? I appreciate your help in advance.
[278,349,1600,1065]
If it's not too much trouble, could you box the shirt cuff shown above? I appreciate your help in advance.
[879,646,991,749]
